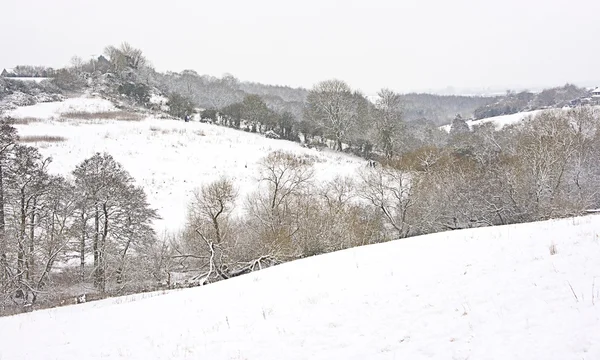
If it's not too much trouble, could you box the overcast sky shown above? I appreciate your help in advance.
[2,0,599,94]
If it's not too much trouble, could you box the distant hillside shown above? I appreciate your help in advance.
[399,93,499,125]
[473,84,590,119]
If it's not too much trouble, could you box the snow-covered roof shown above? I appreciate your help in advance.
[1,68,16,75]
[592,87,600,94]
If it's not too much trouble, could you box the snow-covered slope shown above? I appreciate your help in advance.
[8,96,117,118]
[8,96,365,233]
[1,214,599,360]
[440,110,542,132]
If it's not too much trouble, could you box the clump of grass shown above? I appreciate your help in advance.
[61,111,143,121]
[549,242,558,255]
[20,135,67,143]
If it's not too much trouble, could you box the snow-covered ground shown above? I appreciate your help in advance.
[8,96,117,118]
[440,110,542,132]
[2,77,53,83]
[1,214,599,359]
[7,96,365,233]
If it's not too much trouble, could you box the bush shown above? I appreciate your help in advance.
[200,109,218,122]
[167,93,194,119]
[52,68,86,91]
[2,91,35,107]
[118,82,150,105]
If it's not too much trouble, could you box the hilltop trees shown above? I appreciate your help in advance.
[103,42,147,73]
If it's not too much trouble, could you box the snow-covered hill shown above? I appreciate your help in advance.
[7,96,365,233]
[1,214,599,360]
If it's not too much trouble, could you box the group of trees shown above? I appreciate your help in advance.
[169,152,382,284]
[197,79,442,159]
[302,79,447,159]
[2,66,56,78]
[0,122,157,313]
[214,94,298,140]
[412,105,600,229]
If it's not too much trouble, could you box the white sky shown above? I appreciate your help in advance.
[2,0,599,94]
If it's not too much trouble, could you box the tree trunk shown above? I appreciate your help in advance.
[0,163,7,282]
[80,208,86,282]
[116,239,131,285]
[17,189,26,282]
[93,203,100,289]
[28,197,36,279]
[116,217,132,284]
[99,202,109,293]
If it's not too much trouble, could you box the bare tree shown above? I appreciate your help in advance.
[246,151,314,260]
[70,56,84,74]
[35,176,78,291]
[305,79,360,150]
[6,145,52,284]
[374,89,404,159]
[360,166,415,239]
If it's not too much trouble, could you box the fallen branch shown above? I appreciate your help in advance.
[567,281,579,303]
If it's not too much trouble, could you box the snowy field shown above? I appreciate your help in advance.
[1,214,599,359]
[7,96,366,233]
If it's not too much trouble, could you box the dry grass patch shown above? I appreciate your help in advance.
[20,135,67,143]
[61,111,144,121]
[549,242,558,255]
[4,117,45,125]
[149,127,172,135]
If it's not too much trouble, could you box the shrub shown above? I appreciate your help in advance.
[118,82,150,105]
[167,93,194,119]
